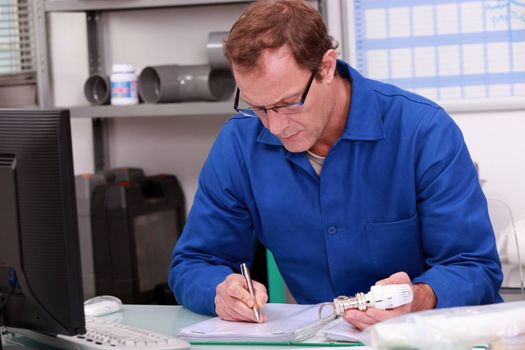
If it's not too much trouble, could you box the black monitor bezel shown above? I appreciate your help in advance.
[0,109,85,336]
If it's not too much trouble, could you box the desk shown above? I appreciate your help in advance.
[12,305,372,350]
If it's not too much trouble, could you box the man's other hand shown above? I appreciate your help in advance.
[343,271,437,330]
[215,273,268,322]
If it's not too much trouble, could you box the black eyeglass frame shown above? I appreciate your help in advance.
[234,69,318,117]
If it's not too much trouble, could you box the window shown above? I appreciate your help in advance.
[0,0,37,107]
[344,0,525,110]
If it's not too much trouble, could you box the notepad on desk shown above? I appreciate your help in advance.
[178,303,337,342]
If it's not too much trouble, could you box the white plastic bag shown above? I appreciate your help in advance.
[367,301,525,350]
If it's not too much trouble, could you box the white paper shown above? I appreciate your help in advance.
[178,303,334,342]
[320,318,371,345]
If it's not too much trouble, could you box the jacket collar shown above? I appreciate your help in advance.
[257,59,385,146]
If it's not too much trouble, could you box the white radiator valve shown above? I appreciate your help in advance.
[318,284,414,319]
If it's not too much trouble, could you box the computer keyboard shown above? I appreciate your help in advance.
[14,316,191,350]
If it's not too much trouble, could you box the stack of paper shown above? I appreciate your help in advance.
[178,303,337,342]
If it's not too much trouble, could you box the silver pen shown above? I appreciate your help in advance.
[240,263,261,322]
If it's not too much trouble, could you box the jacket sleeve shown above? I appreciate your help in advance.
[168,122,255,315]
[411,108,503,307]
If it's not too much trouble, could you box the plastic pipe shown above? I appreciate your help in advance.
[207,31,230,70]
[84,74,111,105]
[138,64,235,104]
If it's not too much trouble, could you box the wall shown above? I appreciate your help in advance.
[49,12,94,174]
[453,111,525,227]
[107,115,229,210]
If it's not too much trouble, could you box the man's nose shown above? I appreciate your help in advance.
[267,110,289,135]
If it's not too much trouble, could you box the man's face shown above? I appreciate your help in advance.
[232,47,331,153]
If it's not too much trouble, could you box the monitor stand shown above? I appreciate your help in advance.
[0,158,21,271]
[1,307,40,350]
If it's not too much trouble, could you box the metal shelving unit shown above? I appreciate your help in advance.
[69,101,235,119]
[40,0,251,169]
[41,0,250,114]
[40,0,324,170]
[45,0,251,12]
[41,0,324,118]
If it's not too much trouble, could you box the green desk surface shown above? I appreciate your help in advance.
[9,305,371,350]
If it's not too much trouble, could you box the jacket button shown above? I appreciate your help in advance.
[327,226,337,235]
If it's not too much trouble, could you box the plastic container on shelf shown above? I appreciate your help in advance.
[110,63,138,105]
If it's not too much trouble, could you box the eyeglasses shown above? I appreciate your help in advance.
[234,69,318,118]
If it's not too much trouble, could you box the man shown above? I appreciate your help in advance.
[169,0,503,330]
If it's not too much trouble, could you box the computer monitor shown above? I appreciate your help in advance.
[0,109,85,338]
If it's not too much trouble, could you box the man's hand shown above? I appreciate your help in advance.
[343,271,437,330]
[215,273,268,322]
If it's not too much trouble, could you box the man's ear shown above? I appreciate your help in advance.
[318,49,338,84]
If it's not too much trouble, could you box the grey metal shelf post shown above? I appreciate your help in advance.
[86,10,111,172]
[34,0,52,107]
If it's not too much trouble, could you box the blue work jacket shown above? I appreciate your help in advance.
[169,60,503,315]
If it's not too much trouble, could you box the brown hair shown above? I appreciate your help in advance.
[224,0,338,74]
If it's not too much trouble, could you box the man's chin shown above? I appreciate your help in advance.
[281,141,309,153]
[278,132,311,153]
